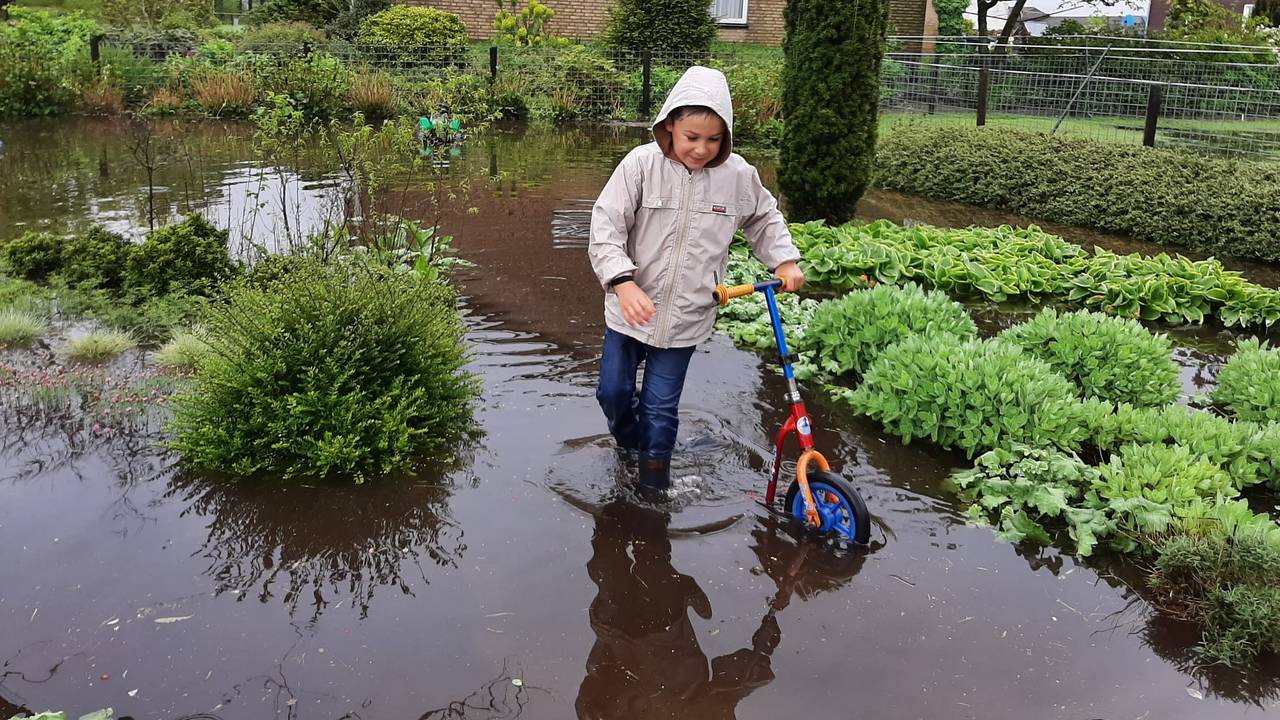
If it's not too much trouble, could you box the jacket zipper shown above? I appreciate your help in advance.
[655,172,693,346]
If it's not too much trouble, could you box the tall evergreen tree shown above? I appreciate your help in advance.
[780,0,889,223]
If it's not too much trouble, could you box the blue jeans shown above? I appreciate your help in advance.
[596,328,697,461]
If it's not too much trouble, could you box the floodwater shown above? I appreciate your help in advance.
[1,118,1278,719]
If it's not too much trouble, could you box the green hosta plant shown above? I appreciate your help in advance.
[847,334,1094,457]
[715,241,821,353]
[999,308,1180,407]
[1092,443,1237,545]
[1212,338,1280,423]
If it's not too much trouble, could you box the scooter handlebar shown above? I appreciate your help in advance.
[713,277,785,306]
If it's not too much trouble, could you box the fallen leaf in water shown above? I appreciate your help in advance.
[154,615,194,624]
[1186,687,1204,700]
[127,689,138,698]
[511,679,523,687]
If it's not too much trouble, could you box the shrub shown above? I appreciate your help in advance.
[191,69,257,116]
[237,20,327,53]
[0,307,46,347]
[1212,338,1280,423]
[248,0,390,39]
[196,39,238,65]
[349,70,396,119]
[720,61,783,145]
[875,125,1280,263]
[1,231,64,282]
[251,53,353,119]
[780,0,889,223]
[356,6,469,67]
[125,215,235,298]
[155,328,209,370]
[623,64,678,120]
[144,86,184,114]
[849,334,1092,457]
[805,282,976,379]
[169,258,478,478]
[1094,443,1236,537]
[60,226,134,290]
[0,39,79,117]
[397,70,497,126]
[65,328,137,362]
[999,309,1181,407]
[78,77,126,115]
[502,44,625,122]
[602,0,718,53]
[494,0,564,47]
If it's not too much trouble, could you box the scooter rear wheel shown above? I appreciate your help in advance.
[784,470,871,545]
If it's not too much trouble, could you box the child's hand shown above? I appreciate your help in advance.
[775,261,805,293]
[615,282,656,327]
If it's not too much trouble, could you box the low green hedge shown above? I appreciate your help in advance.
[874,124,1280,263]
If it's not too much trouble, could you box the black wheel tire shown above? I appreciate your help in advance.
[784,469,871,545]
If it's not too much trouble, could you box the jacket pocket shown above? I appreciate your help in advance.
[640,195,677,210]
[694,201,738,218]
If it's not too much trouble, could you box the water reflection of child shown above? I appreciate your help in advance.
[574,501,780,719]
[588,66,804,497]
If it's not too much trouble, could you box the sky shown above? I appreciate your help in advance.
[964,0,1152,27]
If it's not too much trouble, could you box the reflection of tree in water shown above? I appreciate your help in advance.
[575,503,866,719]
[166,469,467,621]
[416,658,553,720]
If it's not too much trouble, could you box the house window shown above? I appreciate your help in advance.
[711,0,748,25]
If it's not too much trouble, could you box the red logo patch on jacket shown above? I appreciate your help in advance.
[712,204,727,214]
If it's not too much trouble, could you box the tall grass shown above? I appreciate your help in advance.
[349,71,396,120]
[66,328,137,362]
[191,70,256,117]
[0,307,46,347]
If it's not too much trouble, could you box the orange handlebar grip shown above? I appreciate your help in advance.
[713,282,757,306]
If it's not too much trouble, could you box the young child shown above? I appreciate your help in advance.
[588,65,804,497]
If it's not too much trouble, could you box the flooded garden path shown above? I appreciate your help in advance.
[0,119,1277,719]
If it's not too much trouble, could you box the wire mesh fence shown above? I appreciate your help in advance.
[74,32,1280,160]
[882,36,1280,160]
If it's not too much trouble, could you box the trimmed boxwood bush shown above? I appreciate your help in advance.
[356,6,469,67]
[848,334,1094,457]
[999,308,1181,408]
[602,0,718,53]
[0,231,63,282]
[169,258,478,478]
[61,226,133,290]
[126,215,235,298]
[806,282,976,379]
[875,124,1280,262]
[1212,338,1280,423]
[780,0,889,223]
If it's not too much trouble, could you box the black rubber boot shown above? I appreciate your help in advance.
[636,456,671,502]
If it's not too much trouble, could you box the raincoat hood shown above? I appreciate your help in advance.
[652,66,734,168]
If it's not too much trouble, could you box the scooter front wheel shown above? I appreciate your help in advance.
[784,470,871,545]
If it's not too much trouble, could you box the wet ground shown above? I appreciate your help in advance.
[1,118,1279,719]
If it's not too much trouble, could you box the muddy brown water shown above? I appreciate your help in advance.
[1,118,1278,719]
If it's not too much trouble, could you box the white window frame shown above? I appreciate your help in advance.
[711,0,749,26]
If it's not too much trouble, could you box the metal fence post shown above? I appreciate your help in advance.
[927,62,938,115]
[1143,84,1164,148]
[90,34,103,76]
[976,67,989,127]
[489,46,498,84]
[641,51,652,119]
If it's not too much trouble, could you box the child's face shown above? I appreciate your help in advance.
[664,112,726,170]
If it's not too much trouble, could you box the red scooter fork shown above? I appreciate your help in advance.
[765,393,815,505]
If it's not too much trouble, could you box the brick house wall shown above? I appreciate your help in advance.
[403,0,931,47]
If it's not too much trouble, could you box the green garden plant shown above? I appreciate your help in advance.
[999,309,1181,407]
[1212,338,1280,423]
[780,0,888,223]
[65,328,138,362]
[125,214,236,298]
[1,231,65,282]
[169,257,478,479]
[848,334,1093,457]
[154,328,208,369]
[875,124,1280,263]
[494,0,565,47]
[356,5,469,67]
[805,282,976,380]
[60,226,134,291]
[0,307,46,347]
[236,20,327,52]
[602,0,717,53]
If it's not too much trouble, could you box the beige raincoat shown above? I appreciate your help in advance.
[588,66,800,349]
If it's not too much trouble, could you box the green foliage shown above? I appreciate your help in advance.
[875,124,1280,263]
[65,328,137,362]
[848,334,1092,457]
[999,309,1180,407]
[714,240,822,353]
[246,52,353,118]
[494,0,564,47]
[397,69,497,126]
[125,214,235,297]
[499,44,625,122]
[1201,584,1280,667]
[247,0,390,39]
[356,5,469,67]
[235,20,326,52]
[933,0,968,36]
[1,231,64,282]
[98,0,214,29]
[623,64,678,120]
[1212,338,1280,423]
[780,0,888,223]
[791,219,1280,327]
[196,38,236,64]
[805,282,975,380]
[0,307,46,347]
[1095,443,1236,539]
[169,257,478,479]
[60,226,134,290]
[719,60,783,146]
[0,9,94,116]
[154,328,208,369]
[602,0,717,53]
